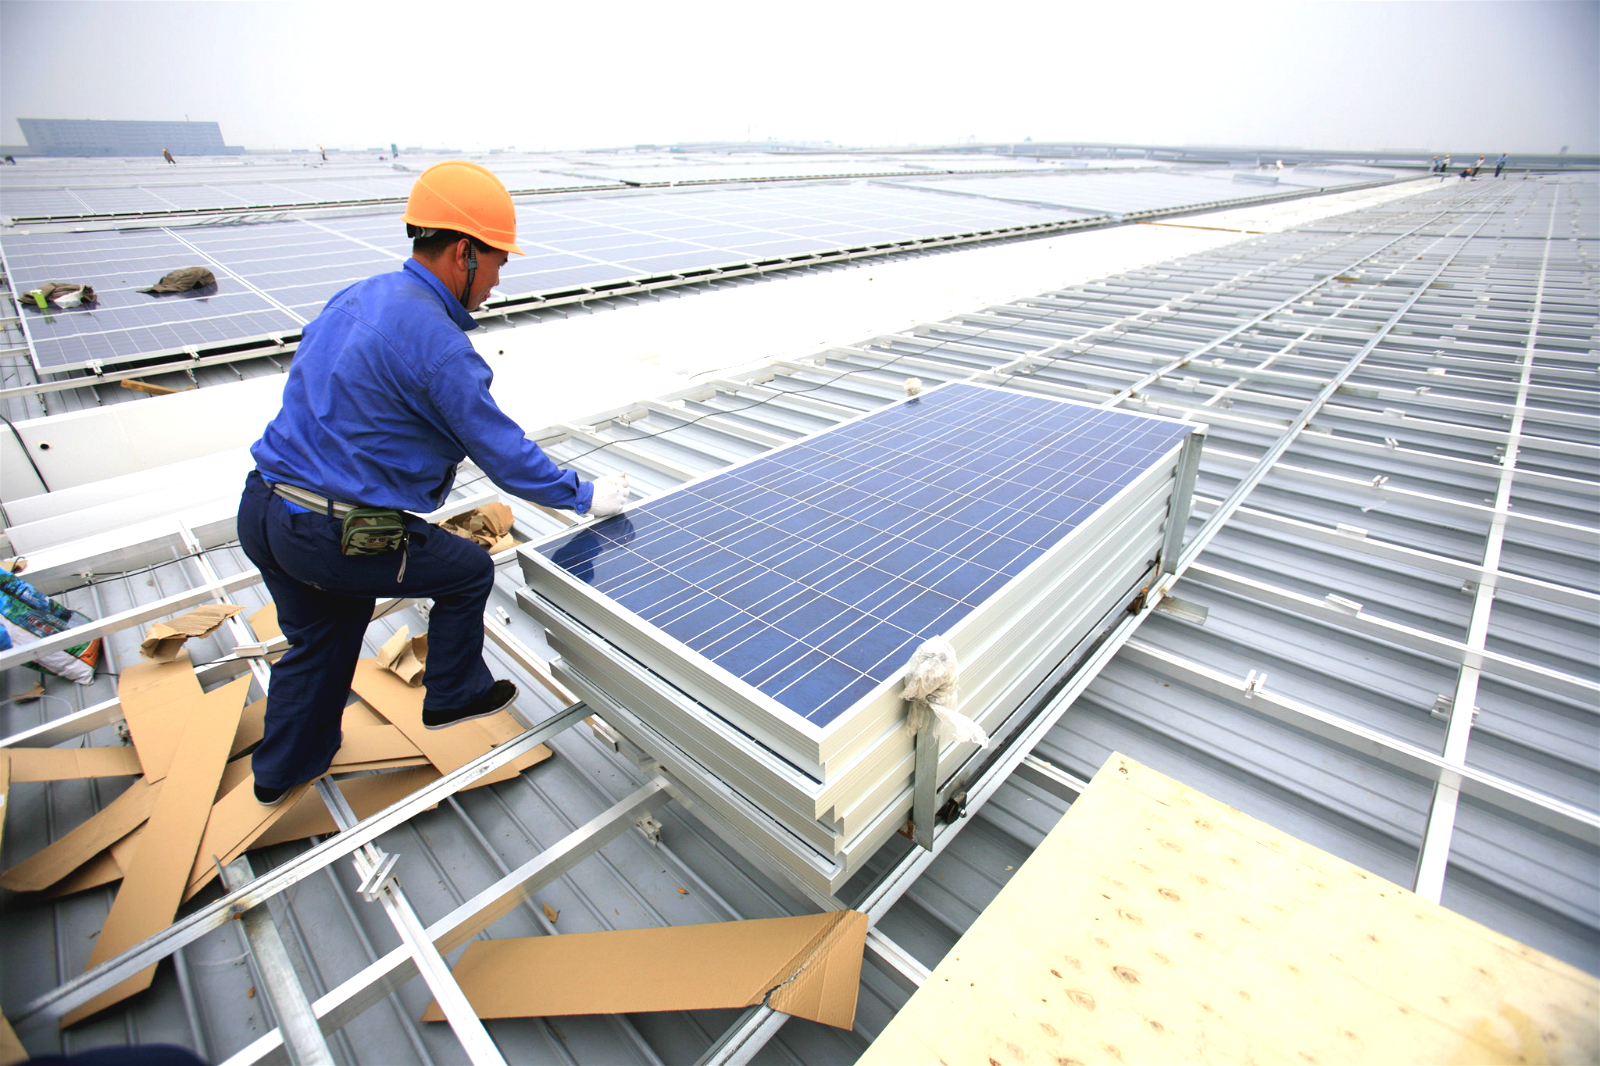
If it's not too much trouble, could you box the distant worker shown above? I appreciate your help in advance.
[238,160,629,806]
[1495,152,1507,178]
[319,144,327,162]
[1430,155,1439,173]
[1,155,14,166]
[162,148,176,164]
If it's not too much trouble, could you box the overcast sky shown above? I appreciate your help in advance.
[2,1,1595,154]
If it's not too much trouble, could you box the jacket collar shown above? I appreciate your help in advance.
[403,258,479,332]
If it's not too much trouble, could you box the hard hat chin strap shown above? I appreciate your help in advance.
[460,242,478,309]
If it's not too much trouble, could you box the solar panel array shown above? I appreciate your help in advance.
[0,154,1083,222]
[535,383,1194,729]
[5,182,1087,371]
[0,169,617,220]
[885,164,1393,216]
[3,161,1403,374]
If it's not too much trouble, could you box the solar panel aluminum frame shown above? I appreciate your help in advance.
[537,490,1183,896]
[517,390,1205,893]
[524,477,1174,855]
[520,442,1188,835]
[518,384,1204,776]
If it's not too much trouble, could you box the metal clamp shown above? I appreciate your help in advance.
[355,852,400,902]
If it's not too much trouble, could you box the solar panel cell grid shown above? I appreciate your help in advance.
[5,180,1086,371]
[536,382,1193,729]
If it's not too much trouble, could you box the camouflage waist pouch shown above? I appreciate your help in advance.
[340,507,408,556]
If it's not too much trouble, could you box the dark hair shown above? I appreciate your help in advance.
[407,225,492,259]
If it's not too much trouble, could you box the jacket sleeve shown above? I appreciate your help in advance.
[425,348,596,513]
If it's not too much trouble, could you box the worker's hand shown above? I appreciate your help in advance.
[587,473,630,517]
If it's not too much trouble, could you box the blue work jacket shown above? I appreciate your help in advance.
[252,259,593,515]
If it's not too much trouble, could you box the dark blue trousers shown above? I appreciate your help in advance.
[237,471,496,789]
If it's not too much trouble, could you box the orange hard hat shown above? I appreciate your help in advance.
[402,160,523,255]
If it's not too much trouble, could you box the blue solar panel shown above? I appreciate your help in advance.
[537,382,1194,729]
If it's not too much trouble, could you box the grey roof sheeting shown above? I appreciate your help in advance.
[1,173,1595,1064]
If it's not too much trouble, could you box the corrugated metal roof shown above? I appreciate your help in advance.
[2,171,1594,1064]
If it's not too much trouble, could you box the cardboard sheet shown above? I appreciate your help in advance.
[0,777,160,892]
[139,603,244,661]
[376,626,428,686]
[181,774,314,902]
[0,1012,25,1066]
[250,766,444,850]
[63,675,250,1027]
[248,602,282,641]
[858,754,1600,1066]
[422,911,868,1029]
[48,756,258,900]
[116,653,206,782]
[441,502,521,555]
[351,659,543,785]
[230,697,269,758]
[8,746,143,782]
[41,850,124,900]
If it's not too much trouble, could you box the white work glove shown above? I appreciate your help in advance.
[587,473,630,517]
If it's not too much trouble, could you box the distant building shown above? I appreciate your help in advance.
[16,119,244,157]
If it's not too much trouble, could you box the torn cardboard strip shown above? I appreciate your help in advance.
[422,910,868,1030]
[63,674,250,1027]
[248,602,281,641]
[351,659,549,783]
[376,626,428,686]
[1,1012,25,1066]
[441,502,521,555]
[117,653,205,782]
[139,603,244,661]
[8,746,143,783]
[0,777,160,893]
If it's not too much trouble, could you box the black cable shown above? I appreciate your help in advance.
[44,542,243,596]
[1,409,51,493]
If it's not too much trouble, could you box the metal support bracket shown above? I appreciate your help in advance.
[911,718,938,851]
[355,851,400,902]
[218,857,334,1066]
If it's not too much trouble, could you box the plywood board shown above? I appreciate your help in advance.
[859,754,1600,1066]
[422,910,867,1029]
[62,675,250,1026]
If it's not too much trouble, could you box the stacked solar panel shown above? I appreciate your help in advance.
[519,382,1203,891]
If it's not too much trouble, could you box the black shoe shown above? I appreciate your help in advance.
[254,781,291,807]
[423,679,518,730]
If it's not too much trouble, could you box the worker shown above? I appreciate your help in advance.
[237,160,629,806]
[162,148,176,164]
[1495,152,1507,178]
